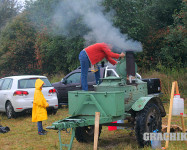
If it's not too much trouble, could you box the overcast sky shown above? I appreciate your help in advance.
[18,0,25,5]
[18,0,37,11]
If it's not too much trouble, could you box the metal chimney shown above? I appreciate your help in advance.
[126,51,135,77]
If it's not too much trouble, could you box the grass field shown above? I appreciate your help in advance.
[0,103,186,150]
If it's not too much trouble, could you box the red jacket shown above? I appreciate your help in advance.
[85,43,120,65]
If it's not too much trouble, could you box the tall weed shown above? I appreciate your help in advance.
[48,72,65,83]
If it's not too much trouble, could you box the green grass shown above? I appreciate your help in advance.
[0,104,186,150]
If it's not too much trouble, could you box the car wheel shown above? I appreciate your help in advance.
[135,103,162,147]
[6,102,17,119]
[75,125,102,143]
[48,109,58,115]
[52,109,57,115]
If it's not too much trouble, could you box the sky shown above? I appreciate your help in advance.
[18,0,25,5]
[17,0,37,11]
[17,0,26,11]
[18,0,37,6]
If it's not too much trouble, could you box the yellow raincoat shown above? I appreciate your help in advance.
[32,79,49,122]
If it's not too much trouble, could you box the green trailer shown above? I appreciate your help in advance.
[47,52,166,150]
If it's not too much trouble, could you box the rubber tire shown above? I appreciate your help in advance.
[135,103,162,147]
[52,109,58,115]
[48,109,58,115]
[75,125,102,143]
[6,102,17,119]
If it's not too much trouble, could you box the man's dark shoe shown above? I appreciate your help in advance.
[38,131,46,135]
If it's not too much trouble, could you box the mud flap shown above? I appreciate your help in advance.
[131,97,166,117]
[131,97,152,111]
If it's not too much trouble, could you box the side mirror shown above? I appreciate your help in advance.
[61,78,67,84]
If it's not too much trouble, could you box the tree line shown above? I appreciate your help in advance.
[0,0,186,77]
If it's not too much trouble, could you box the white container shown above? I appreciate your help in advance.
[172,94,184,116]
[151,130,162,149]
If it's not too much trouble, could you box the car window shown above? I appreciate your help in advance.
[106,70,117,77]
[88,72,95,82]
[66,73,81,84]
[0,79,4,90]
[18,78,52,89]
[1,78,13,90]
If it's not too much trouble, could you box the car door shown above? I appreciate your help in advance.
[61,72,81,103]
[0,78,13,111]
[87,71,96,91]
[87,67,106,91]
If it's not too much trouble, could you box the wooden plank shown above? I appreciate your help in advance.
[181,115,186,132]
[181,115,187,145]
[165,81,175,149]
[94,112,100,150]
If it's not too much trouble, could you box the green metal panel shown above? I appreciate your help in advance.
[131,96,153,111]
[99,77,122,86]
[95,80,148,111]
[116,57,138,79]
[68,91,125,117]
[116,58,127,80]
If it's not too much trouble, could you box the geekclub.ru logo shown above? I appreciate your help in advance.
[143,133,187,141]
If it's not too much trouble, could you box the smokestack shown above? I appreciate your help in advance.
[126,51,135,77]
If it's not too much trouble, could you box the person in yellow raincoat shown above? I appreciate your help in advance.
[32,79,49,135]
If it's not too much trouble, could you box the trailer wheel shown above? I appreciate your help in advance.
[75,125,102,143]
[135,103,162,147]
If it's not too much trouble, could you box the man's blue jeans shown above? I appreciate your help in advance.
[79,50,100,91]
[37,121,43,133]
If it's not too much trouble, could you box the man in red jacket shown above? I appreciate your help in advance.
[79,43,125,91]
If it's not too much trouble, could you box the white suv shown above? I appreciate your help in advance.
[0,75,58,119]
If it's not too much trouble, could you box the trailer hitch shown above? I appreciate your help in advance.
[46,118,87,150]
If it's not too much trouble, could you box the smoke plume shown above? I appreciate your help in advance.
[53,0,142,52]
